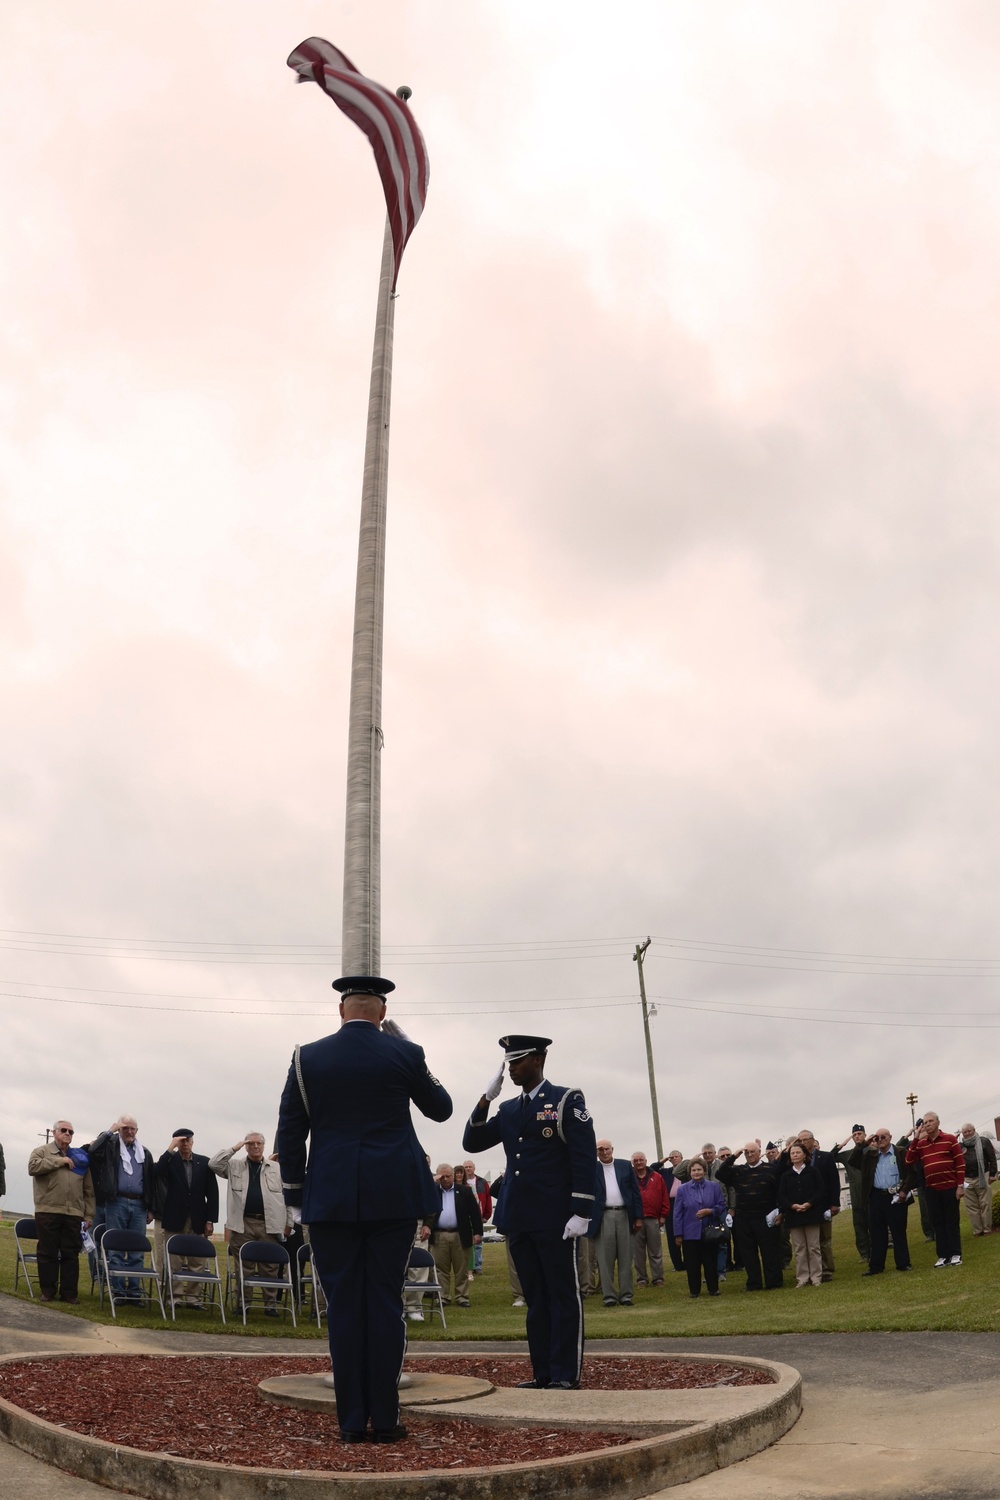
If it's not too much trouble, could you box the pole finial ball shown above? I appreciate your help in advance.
[396,85,412,102]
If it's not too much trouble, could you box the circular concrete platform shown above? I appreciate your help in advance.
[259,1369,494,1412]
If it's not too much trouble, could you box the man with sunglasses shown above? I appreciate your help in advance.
[849,1128,914,1276]
[28,1121,95,1303]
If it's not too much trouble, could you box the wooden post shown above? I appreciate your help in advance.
[634,937,663,1160]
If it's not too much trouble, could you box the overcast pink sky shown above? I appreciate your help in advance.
[3,3,1000,1206]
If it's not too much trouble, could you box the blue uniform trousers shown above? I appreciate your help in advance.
[309,1218,413,1434]
[508,1229,584,1386]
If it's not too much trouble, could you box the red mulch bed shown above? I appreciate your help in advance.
[0,1354,768,1473]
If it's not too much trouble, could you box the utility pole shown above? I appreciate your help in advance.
[633,937,663,1160]
[906,1092,919,1131]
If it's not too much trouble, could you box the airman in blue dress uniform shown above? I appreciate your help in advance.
[463,1034,597,1389]
[276,976,452,1443]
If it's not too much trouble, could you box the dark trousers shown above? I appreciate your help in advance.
[666,1221,684,1271]
[681,1237,718,1296]
[850,1200,870,1260]
[925,1186,962,1260]
[309,1217,413,1435]
[868,1190,910,1271]
[35,1213,82,1299]
[915,1183,935,1239]
[508,1229,583,1386]
[733,1212,783,1289]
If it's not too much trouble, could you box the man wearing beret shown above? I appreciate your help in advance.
[834,1126,872,1263]
[464,1034,597,1390]
[276,976,452,1444]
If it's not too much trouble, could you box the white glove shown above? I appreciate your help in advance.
[562,1215,591,1239]
[381,1017,410,1041]
[290,1207,302,1225]
[725,1214,733,1229]
[482,1062,506,1101]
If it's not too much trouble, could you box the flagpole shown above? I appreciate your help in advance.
[286,44,424,988]
[341,214,395,978]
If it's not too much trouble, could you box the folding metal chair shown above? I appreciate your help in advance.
[99,1229,165,1319]
[13,1218,39,1298]
[295,1241,326,1327]
[403,1246,447,1327]
[234,1240,296,1326]
[163,1234,226,1322]
[88,1222,108,1297]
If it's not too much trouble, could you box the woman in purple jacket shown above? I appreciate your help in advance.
[673,1158,728,1298]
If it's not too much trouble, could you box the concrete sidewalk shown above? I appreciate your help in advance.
[1,1297,999,1498]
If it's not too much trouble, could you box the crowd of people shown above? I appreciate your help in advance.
[577,1116,994,1298]
[431,1114,996,1305]
[9,1111,995,1310]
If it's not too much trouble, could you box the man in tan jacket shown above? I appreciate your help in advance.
[209,1133,292,1315]
[28,1122,96,1303]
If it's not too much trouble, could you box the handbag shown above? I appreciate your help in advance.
[701,1222,727,1244]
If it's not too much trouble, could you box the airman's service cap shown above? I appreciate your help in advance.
[333,975,396,997]
[499,1033,552,1060]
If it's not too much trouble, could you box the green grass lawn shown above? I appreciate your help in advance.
[2,1213,998,1340]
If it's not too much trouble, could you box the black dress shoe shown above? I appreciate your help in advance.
[516,1378,548,1389]
[371,1425,408,1444]
[861,1270,883,1277]
[547,1380,579,1390]
[339,1431,367,1443]
[897,1265,912,1272]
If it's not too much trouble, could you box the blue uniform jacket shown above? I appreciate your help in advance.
[276,1021,452,1222]
[585,1158,643,1238]
[462,1080,597,1235]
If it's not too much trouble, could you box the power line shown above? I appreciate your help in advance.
[653,934,1000,965]
[3,976,1000,1029]
[0,989,641,1019]
[1,923,999,976]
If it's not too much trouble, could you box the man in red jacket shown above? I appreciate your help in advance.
[631,1150,670,1287]
[905,1112,965,1267]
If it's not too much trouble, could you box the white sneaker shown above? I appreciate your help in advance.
[512,1297,526,1308]
[934,1257,947,1267]
[949,1255,963,1266]
[407,1310,424,1321]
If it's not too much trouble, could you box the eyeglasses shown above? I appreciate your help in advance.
[55,1128,74,1135]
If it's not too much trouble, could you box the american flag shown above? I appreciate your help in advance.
[287,38,429,289]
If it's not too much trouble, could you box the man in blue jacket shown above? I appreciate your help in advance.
[589,1140,643,1305]
[463,1034,597,1390]
[276,976,452,1444]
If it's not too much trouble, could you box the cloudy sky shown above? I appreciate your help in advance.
[3,2,1000,1211]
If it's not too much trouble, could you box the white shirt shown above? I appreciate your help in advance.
[602,1160,625,1208]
